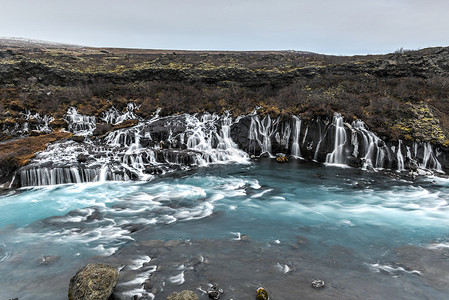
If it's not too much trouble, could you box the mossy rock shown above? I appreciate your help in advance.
[68,263,119,300]
[166,290,199,300]
[276,155,288,163]
[256,287,269,300]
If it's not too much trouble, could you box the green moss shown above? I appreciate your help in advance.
[389,102,447,144]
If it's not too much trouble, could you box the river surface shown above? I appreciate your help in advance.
[1,160,449,299]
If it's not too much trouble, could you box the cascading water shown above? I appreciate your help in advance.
[351,119,387,170]
[16,106,447,187]
[325,114,348,165]
[65,107,96,135]
[396,140,405,172]
[291,116,302,158]
[421,142,443,172]
[102,102,140,125]
[20,111,249,187]
[248,114,280,157]
[22,110,54,133]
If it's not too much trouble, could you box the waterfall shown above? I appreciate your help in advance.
[248,115,279,157]
[217,113,249,164]
[102,103,139,125]
[16,109,447,187]
[22,110,54,133]
[20,111,249,187]
[396,140,405,172]
[351,120,386,169]
[310,120,326,162]
[325,114,348,165]
[291,116,302,158]
[183,113,249,165]
[65,107,96,135]
[421,142,442,172]
[20,167,99,186]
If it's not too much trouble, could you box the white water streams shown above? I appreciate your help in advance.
[20,111,249,187]
[22,110,54,133]
[65,107,96,135]
[421,142,443,172]
[17,108,446,187]
[396,140,405,172]
[102,102,140,125]
[351,120,386,170]
[291,116,302,158]
[326,114,348,164]
[248,115,279,157]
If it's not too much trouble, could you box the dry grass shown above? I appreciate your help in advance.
[0,131,72,178]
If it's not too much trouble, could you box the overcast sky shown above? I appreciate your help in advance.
[1,0,448,55]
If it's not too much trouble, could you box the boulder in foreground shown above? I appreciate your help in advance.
[68,263,119,300]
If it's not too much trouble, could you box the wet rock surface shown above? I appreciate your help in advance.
[206,284,224,299]
[256,287,269,300]
[311,279,325,289]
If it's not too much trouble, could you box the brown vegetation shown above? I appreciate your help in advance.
[0,131,72,181]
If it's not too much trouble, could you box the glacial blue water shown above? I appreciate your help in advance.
[1,160,449,299]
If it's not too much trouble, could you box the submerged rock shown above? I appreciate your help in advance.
[38,255,60,265]
[166,290,199,300]
[311,279,325,289]
[276,154,288,163]
[68,263,119,300]
[256,287,269,300]
[207,283,224,299]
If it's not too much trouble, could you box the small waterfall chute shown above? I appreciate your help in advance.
[65,107,96,136]
[22,110,54,133]
[291,116,302,158]
[102,103,140,125]
[351,120,386,170]
[248,114,279,157]
[325,114,348,165]
[396,140,405,172]
[421,142,443,172]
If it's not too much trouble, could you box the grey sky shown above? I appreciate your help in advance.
[1,0,448,55]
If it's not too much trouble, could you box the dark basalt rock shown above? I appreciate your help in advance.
[92,123,112,137]
[70,136,85,143]
[68,263,119,300]
[347,157,362,168]
[77,153,87,163]
[311,279,325,289]
[207,284,224,299]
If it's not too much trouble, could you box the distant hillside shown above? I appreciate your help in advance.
[0,37,83,49]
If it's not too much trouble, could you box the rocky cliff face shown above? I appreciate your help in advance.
[1,43,449,186]
[11,108,448,189]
